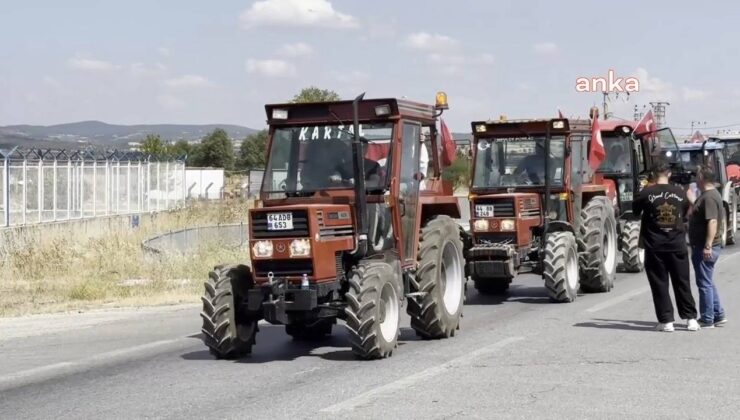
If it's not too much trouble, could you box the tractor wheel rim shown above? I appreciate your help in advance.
[604,218,617,276]
[638,248,646,266]
[566,244,579,291]
[441,241,463,315]
[379,282,399,342]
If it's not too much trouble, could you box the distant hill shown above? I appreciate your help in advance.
[0,121,259,150]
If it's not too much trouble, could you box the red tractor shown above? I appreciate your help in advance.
[595,119,647,272]
[465,116,619,302]
[200,93,466,359]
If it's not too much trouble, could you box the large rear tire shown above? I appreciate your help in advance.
[200,264,257,359]
[544,231,579,303]
[345,261,400,359]
[620,220,645,272]
[727,196,736,245]
[578,197,617,293]
[407,215,465,339]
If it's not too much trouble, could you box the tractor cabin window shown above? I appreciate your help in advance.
[472,136,566,189]
[598,132,633,175]
[261,123,393,198]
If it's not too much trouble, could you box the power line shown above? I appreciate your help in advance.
[671,122,740,130]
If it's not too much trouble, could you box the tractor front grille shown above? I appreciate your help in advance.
[475,233,517,246]
[253,259,313,278]
[251,210,309,239]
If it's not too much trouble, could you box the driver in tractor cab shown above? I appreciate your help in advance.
[604,142,629,173]
[513,138,547,184]
[301,138,352,190]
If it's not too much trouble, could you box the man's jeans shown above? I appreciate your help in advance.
[691,246,725,323]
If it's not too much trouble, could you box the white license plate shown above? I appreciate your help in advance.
[267,212,293,230]
[475,205,495,218]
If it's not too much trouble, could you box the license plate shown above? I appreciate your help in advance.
[267,212,293,230]
[475,205,494,218]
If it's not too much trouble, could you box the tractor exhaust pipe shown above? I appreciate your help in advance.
[352,92,369,256]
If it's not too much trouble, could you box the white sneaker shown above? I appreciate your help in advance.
[686,319,701,331]
[656,322,675,332]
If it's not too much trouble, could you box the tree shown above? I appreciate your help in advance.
[237,130,268,170]
[292,86,341,103]
[140,134,167,157]
[190,128,235,169]
[442,150,471,191]
[167,140,193,160]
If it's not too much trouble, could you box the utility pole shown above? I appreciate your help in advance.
[649,101,670,128]
[602,92,609,120]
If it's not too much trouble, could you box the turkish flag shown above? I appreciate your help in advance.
[634,110,655,135]
[589,117,606,170]
[440,118,456,167]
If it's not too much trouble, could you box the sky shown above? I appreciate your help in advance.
[1,0,740,135]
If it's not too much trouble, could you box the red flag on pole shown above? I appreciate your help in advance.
[634,110,654,135]
[589,117,606,170]
[440,118,456,167]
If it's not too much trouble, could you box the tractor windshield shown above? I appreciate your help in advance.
[472,136,566,189]
[261,122,393,198]
[598,134,632,175]
[724,141,740,164]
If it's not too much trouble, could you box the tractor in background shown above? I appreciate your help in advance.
[595,118,654,272]
[465,115,618,302]
[660,140,738,246]
[200,93,466,360]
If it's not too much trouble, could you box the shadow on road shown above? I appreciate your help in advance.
[573,318,656,332]
[465,285,553,306]
[181,325,422,364]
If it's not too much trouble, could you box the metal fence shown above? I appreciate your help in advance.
[0,148,186,227]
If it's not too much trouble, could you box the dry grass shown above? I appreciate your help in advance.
[0,200,252,317]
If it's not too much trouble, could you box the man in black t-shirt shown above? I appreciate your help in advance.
[687,165,727,328]
[633,160,700,332]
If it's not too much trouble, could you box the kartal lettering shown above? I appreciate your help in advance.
[299,125,366,141]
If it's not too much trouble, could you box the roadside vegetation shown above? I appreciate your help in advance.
[0,200,251,317]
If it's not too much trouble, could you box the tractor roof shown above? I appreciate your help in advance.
[470,118,591,137]
[676,142,725,151]
[709,135,740,142]
[264,98,437,125]
[598,119,638,132]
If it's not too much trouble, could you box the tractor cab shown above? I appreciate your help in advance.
[467,116,617,302]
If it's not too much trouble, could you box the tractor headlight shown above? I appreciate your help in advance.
[473,219,489,232]
[252,240,274,258]
[289,239,311,257]
[500,219,516,231]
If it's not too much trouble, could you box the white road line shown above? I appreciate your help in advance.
[0,337,192,391]
[585,286,651,313]
[320,336,525,414]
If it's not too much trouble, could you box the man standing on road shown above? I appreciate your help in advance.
[633,161,701,332]
[687,165,728,329]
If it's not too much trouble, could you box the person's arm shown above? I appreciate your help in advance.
[703,197,720,260]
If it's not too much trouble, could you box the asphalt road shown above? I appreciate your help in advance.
[2,246,740,419]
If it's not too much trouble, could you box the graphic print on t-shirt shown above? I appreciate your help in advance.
[656,202,678,226]
[647,190,684,231]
